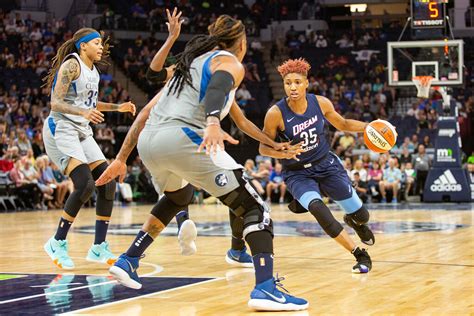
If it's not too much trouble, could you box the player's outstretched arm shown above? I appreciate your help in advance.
[259,105,304,161]
[95,91,162,186]
[146,8,182,83]
[51,59,104,124]
[229,101,287,150]
[97,101,136,115]
[317,95,368,132]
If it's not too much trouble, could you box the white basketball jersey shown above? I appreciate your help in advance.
[146,50,238,129]
[50,52,100,135]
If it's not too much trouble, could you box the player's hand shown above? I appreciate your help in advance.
[281,142,305,161]
[198,124,239,155]
[83,109,104,124]
[95,159,127,185]
[166,8,183,42]
[118,101,136,116]
[271,141,291,151]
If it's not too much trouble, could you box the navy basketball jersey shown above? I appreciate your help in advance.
[276,94,330,168]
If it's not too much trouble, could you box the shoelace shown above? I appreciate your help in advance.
[274,274,290,294]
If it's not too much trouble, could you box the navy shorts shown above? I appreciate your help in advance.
[283,152,362,214]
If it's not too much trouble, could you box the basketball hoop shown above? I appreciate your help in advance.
[412,76,434,98]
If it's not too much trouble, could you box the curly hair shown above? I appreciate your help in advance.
[277,58,311,78]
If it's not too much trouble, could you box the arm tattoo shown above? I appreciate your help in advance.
[51,59,84,116]
[116,109,148,161]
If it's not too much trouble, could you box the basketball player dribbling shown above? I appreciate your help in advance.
[259,58,375,273]
[96,15,308,311]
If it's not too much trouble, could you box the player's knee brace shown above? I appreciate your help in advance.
[92,162,116,217]
[308,199,343,238]
[64,164,95,218]
[345,205,369,226]
[218,170,273,239]
[150,184,194,226]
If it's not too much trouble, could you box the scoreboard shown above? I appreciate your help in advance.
[411,0,446,29]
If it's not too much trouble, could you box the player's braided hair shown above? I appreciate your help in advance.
[43,28,111,94]
[167,15,245,97]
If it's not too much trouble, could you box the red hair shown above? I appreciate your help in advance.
[277,58,311,78]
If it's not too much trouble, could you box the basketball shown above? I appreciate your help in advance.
[364,120,397,153]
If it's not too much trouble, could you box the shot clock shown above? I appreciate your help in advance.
[411,0,446,29]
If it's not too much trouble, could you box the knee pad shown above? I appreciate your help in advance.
[150,184,194,226]
[164,184,194,207]
[64,164,95,218]
[288,199,309,214]
[308,199,343,238]
[219,170,272,238]
[345,205,369,226]
[92,162,116,217]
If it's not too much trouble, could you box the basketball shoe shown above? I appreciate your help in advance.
[352,247,372,273]
[225,246,253,268]
[248,275,309,311]
[178,219,197,256]
[86,241,117,265]
[343,215,375,245]
[109,253,142,289]
[44,237,74,270]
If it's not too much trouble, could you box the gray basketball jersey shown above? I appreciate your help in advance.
[50,52,100,136]
[146,50,238,129]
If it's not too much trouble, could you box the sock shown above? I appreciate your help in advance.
[253,253,274,284]
[126,230,154,257]
[94,220,110,245]
[54,217,72,240]
[231,236,245,251]
[175,210,189,231]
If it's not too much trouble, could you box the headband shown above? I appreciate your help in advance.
[75,32,101,50]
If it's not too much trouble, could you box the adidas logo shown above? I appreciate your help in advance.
[430,170,462,192]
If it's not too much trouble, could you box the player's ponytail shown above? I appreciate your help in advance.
[43,28,111,94]
[168,15,245,97]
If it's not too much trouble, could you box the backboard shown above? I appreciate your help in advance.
[387,40,464,87]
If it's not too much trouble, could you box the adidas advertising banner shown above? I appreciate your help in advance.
[433,116,462,168]
[424,168,471,202]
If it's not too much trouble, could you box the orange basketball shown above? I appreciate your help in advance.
[364,119,397,153]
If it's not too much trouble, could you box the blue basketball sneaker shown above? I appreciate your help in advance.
[225,246,253,268]
[44,237,74,270]
[109,254,142,289]
[248,275,309,311]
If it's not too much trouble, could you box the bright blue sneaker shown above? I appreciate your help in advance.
[248,275,309,311]
[109,254,142,289]
[225,246,253,268]
[44,237,75,270]
[86,241,117,265]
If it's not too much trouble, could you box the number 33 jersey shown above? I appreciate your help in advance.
[50,52,99,135]
[276,93,330,169]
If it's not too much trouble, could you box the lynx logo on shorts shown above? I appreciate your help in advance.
[215,173,229,187]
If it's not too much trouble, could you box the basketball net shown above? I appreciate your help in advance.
[412,76,451,106]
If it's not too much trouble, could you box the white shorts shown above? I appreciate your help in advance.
[137,125,242,197]
[43,116,106,172]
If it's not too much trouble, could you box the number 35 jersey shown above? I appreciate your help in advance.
[50,52,99,136]
[276,93,330,169]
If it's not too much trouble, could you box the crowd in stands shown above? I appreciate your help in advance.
[0,5,473,210]
[0,10,157,210]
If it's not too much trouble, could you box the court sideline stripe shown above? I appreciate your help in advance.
[60,277,223,315]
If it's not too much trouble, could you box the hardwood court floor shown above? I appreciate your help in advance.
[0,202,473,315]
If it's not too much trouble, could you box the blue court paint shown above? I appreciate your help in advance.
[0,274,213,314]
